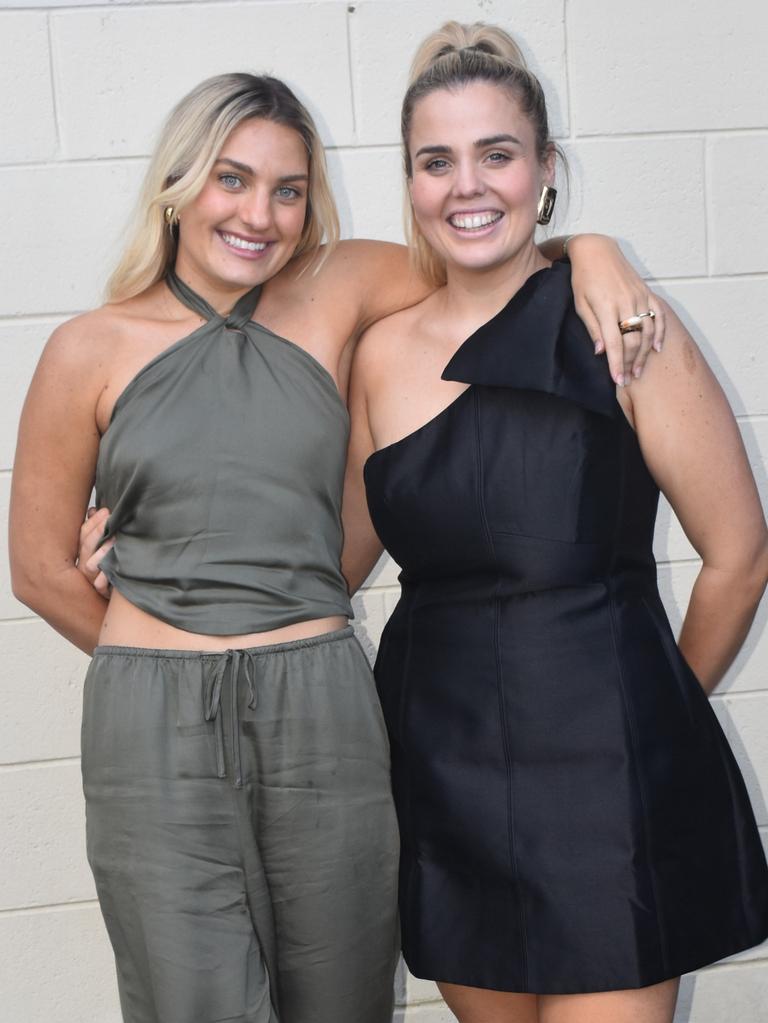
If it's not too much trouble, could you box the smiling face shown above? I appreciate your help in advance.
[407,80,554,280]
[174,117,309,303]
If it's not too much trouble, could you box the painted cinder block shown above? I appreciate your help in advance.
[51,2,353,159]
[721,692,768,828]
[561,137,706,279]
[0,13,57,164]
[0,476,31,620]
[0,160,147,317]
[570,1,768,135]
[0,319,61,471]
[0,905,120,1023]
[709,134,768,276]
[350,0,568,146]
[328,145,406,243]
[0,761,95,911]
[674,962,768,1023]
[0,618,88,765]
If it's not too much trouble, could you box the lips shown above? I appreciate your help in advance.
[447,210,504,231]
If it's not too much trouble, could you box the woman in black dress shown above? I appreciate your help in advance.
[342,21,768,1023]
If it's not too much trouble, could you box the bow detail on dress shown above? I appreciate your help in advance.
[442,261,619,420]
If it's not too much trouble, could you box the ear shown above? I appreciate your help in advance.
[542,143,557,187]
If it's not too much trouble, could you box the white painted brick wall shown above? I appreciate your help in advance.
[1,1,766,1020]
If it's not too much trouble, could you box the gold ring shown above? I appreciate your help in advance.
[618,310,655,334]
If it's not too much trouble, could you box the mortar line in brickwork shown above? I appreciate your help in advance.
[4,1,324,9]
[704,136,714,276]
[573,127,768,142]
[655,272,768,285]
[0,154,148,171]
[0,614,42,625]
[344,1,358,140]
[0,899,100,919]
[0,756,81,773]
[0,312,82,324]
[562,0,575,142]
[45,13,62,158]
[735,413,768,423]
[0,468,12,479]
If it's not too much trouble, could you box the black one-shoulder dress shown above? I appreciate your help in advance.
[364,261,768,994]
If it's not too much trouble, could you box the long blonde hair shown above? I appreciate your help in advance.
[402,22,555,288]
[107,73,339,302]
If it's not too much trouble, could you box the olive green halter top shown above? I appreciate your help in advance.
[95,270,353,635]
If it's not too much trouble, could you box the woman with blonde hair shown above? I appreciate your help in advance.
[12,69,662,1023]
[343,21,768,1023]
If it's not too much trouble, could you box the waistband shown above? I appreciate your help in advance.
[93,624,355,660]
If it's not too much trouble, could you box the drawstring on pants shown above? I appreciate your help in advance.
[204,649,258,788]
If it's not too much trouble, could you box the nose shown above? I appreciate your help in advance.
[451,159,485,199]
[239,186,273,232]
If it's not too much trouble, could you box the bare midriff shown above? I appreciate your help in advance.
[98,589,348,651]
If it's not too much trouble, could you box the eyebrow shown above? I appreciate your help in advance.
[214,158,308,183]
[414,134,522,159]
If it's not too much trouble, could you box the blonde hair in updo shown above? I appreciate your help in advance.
[402,22,555,288]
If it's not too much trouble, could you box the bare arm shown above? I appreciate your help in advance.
[621,303,768,693]
[338,235,666,386]
[9,320,109,654]
[340,336,385,594]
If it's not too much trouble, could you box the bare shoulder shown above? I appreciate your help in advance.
[41,305,121,373]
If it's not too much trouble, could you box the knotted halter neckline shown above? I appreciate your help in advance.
[166,269,263,332]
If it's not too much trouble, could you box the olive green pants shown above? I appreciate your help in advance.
[82,628,399,1023]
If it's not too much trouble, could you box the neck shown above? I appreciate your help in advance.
[439,243,549,329]
[170,257,258,317]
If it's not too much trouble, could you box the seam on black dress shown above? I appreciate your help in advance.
[608,425,669,977]
[474,389,529,987]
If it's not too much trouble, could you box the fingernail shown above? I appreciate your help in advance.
[594,340,604,355]
[616,373,626,387]
[653,340,663,353]
[633,365,643,379]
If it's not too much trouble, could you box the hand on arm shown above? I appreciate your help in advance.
[545,233,666,386]
[622,303,768,693]
[340,337,385,595]
[9,321,110,654]
[78,506,114,597]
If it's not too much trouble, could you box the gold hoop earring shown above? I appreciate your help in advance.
[536,185,557,226]
[164,205,176,226]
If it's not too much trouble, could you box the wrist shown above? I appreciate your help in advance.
[566,233,617,258]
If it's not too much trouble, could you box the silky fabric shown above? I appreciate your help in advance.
[364,260,768,994]
[82,628,400,1023]
[95,271,353,635]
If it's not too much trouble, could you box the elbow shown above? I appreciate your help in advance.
[10,569,42,614]
[737,536,768,608]
[9,557,50,616]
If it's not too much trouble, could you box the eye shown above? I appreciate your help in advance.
[486,150,512,164]
[219,173,243,189]
[425,158,450,172]
[276,185,302,199]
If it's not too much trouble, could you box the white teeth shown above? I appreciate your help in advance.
[221,232,267,252]
[449,211,502,230]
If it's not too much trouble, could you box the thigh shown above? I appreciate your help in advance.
[83,650,278,1023]
[248,633,400,1023]
[538,978,680,1023]
[438,982,538,1023]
